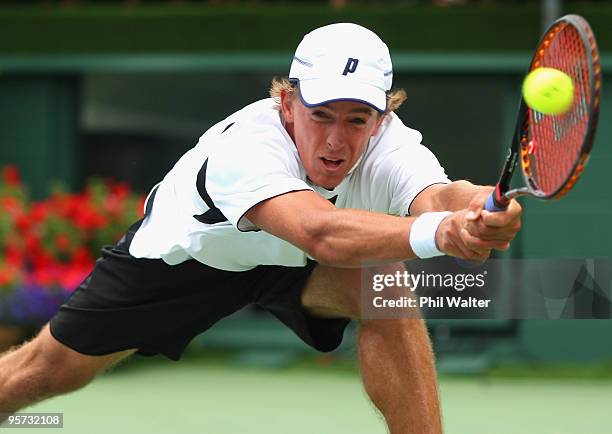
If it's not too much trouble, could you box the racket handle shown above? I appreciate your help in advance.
[456,186,508,268]
[484,185,509,212]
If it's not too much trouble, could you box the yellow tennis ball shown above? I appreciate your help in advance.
[522,67,574,115]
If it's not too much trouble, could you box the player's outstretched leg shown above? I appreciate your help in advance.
[0,323,135,419]
[301,263,443,434]
[358,317,441,433]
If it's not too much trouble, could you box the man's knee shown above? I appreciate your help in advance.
[301,262,407,320]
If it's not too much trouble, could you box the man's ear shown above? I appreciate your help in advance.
[371,112,387,137]
[280,90,295,124]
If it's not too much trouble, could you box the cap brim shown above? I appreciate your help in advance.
[296,78,387,113]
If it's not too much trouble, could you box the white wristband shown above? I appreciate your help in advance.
[409,211,452,259]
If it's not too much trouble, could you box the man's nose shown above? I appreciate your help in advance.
[326,127,345,151]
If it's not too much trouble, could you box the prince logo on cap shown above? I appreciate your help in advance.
[342,58,359,76]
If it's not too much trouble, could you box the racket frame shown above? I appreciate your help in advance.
[492,14,601,209]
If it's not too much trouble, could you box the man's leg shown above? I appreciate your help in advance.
[0,323,135,419]
[301,263,442,434]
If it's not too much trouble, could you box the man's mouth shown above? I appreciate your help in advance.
[320,157,344,170]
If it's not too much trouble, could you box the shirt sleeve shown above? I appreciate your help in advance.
[204,128,312,232]
[386,144,451,217]
[366,113,451,217]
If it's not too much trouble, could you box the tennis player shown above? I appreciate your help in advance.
[0,23,521,433]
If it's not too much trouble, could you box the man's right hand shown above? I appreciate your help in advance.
[435,209,513,262]
[435,210,490,262]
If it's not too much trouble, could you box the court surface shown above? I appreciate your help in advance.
[13,357,612,434]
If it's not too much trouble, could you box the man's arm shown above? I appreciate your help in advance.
[244,186,512,267]
[245,190,419,267]
[408,180,489,215]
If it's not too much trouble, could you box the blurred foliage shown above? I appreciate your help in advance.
[0,165,145,324]
[2,2,611,53]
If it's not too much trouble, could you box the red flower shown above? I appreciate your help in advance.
[5,244,24,267]
[0,265,18,286]
[15,214,32,232]
[0,165,142,294]
[73,208,108,230]
[31,266,57,287]
[30,203,49,223]
[54,194,85,220]
[58,262,90,292]
[111,182,130,199]
[104,195,125,218]
[71,247,94,267]
[136,196,147,217]
[1,196,21,215]
[2,166,20,187]
[54,233,71,252]
[24,232,42,255]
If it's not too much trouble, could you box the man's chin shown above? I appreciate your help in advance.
[309,174,343,190]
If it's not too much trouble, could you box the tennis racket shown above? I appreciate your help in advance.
[485,14,601,213]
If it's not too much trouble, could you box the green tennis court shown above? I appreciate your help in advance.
[17,356,612,434]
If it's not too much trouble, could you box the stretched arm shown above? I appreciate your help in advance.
[245,190,419,267]
[244,184,519,267]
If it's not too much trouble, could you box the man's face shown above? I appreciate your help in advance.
[281,92,385,189]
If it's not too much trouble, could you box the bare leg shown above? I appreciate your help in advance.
[359,318,441,433]
[301,264,443,434]
[0,323,135,418]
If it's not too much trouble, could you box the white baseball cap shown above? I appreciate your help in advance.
[289,23,393,113]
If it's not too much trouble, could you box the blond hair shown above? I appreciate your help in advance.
[269,77,407,113]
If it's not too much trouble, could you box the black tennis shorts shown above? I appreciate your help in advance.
[49,221,350,361]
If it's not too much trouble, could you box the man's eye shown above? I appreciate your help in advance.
[312,111,329,119]
[351,118,367,125]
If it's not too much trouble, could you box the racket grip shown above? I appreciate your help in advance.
[484,185,509,212]
[456,186,508,268]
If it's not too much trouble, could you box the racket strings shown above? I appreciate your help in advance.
[527,23,592,196]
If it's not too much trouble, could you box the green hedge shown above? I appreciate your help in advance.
[0,3,610,54]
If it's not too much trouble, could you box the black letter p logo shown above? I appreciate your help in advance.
[342,58,359,76]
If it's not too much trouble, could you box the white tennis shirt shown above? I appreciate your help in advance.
[129,98,450,271]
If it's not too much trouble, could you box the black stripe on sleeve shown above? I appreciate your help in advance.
[407,181,450,216]
[194,158,229,225]
[221,122,235,134]
[145,185,159,216]
[235,188,312,233]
